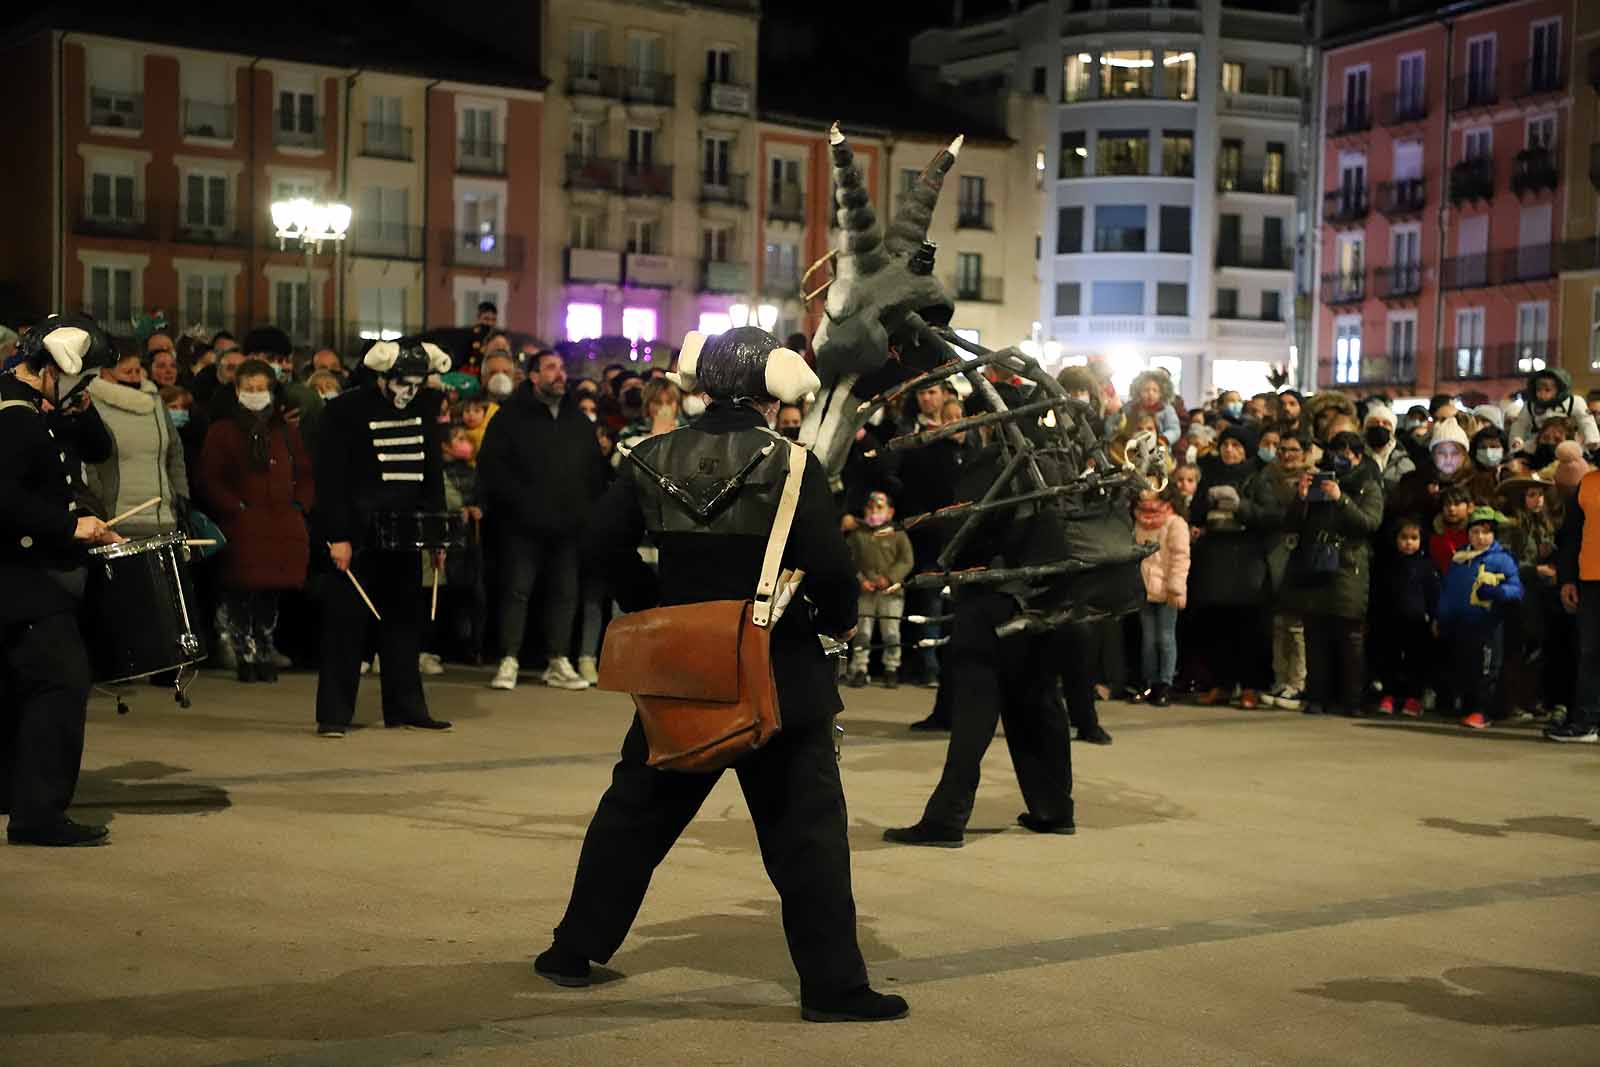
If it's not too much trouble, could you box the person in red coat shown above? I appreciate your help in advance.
[198,358,315,682]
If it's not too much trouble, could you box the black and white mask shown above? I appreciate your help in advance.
[386,376,424,410]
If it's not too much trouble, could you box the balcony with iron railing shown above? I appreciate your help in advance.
[458,141,506,176]
[1438,342,1552,383]
[567,64,620,98]
[1217,240,1292,270]
[361,123,413,161]
[1323,185,1369,224]
[1510,147,1559,196]
[700,173,748,207]
[440,229,526,271]
[347,221,425,260]
[1440,254,1491,290]
[1218,168,1295,196]
[73,196,158,240]
[1376,178,1426,217]
[273,111,324,150]
[767,188,804,224]
[701,260,751,293]
[565,154,622,192]
[947,276,1004,303]
[90,87,142,130]
[1378,90,1427,126]
[1327,351,1417,387]
[1497,242,1557,283]
[172,206,249,247]
[1449,73,1497,111]
[1374,263,1423,300]
[1319,270,1366,305]
[182,99,233,139]
[1325,102,1370,137]
[956,201,995,230]
[621,163,674,198]
[1449,157,1494,203]
[1510,57,1564,99]
[622,70,675,106]
[701,80,752,115]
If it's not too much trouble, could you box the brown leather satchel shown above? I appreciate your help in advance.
[597,440,808,772]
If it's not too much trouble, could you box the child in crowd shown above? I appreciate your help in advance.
[1374,518,1440,716]
[1172,463,1200,512]
[1429,485,1474,573]
[1437,507,1523,729]
[460,397,492,461]
[1132,480,1189,706]
[846,491,915,689]
[419,424,485,672]
[1128,370,1181,446]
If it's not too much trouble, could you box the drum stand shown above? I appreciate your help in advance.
[94,663,198,716]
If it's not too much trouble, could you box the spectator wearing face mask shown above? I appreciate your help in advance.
[84,351,189,539]
[306,370,343,402]
[480,353,518,408]
[608,372,645,433]
[160,383,208,481]
[1466,424,1507,500]
[1391,416,1475,525]
[614,379,685,465]
[233,328,325,458]
[1361,404,1414,491]
[776,403,804,441]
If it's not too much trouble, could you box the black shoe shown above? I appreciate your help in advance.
[534,945,592,988]
[1544,722,1599,744]
[236,660,257,683]
[1302,703,1324,716]
[845,670,868,689]
[1149,683,1172,707]
[908,713,951,732]
[1078,725,1113,745]
[386,717,453,732]
[881,669,898,689]
[882,822,964,848]
[801,985,909,1023]
[1016,812,1076,835]
[255,659,278,683]
[1126,686,1148,704]
[8,819,109,847]
[316,724,347,738]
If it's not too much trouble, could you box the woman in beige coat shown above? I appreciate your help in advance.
[1132,480,1190,706]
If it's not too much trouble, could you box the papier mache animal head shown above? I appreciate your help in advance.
[801,123,961,476]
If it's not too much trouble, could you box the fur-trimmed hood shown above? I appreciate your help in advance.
[88,374,158,414]
[1303,390,1357,429]
[1129,369,1175,408]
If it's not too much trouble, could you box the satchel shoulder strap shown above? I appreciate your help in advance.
[752,441,807,628]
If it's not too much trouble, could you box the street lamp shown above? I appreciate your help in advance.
[271,197,352,252]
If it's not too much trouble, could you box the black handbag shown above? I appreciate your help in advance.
[1290,534,1343,586]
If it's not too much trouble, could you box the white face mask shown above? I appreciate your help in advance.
[238,390,273,412]
[681,393,706,419]
[387,377,423,410]
[487,372,513,398]
[318,389,339,401]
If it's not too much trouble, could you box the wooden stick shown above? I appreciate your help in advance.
[183,539,218,547]
[430,564,440,622]
[105,496,161,529]
[326,543,382,621]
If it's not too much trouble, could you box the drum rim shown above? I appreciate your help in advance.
[89,530,189,559]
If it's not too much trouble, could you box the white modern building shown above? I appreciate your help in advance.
[912,0,1310,402]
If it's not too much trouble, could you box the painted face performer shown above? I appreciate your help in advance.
[312,336,454,737]
[0,314,122,847]
[534,325,910,1024]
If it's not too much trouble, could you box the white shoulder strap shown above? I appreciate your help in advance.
[752,441,808,628]
[0,399,40,415]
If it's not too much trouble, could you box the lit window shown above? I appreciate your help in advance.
[566,302,603,342]
[623,307,657,349]
[697,311,732,335]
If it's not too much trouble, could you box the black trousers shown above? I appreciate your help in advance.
[921,629,1074,834]
[315,549,429,727]
[1,612,91,829]
[554,716,868,1001]
[1449,621,1505,716]
[1376,621,1431,702]
[1057,621,1103,733]
[1194,604,1271,691]
[1304,614,1366,713]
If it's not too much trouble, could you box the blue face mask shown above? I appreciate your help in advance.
[1329,452,1354,474]
[1223,402,1244,419]
[1258,446,1276,464]
[1476,447,1503,468]
[168,408,191,428]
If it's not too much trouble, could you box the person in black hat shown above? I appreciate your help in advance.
[312,337,453,737]
[534,327,908,1024]
[0,315,122,846]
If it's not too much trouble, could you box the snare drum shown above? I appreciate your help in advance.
[84,531,207,683]
[372,510,466,552]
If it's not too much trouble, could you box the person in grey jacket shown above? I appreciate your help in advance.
[84,351,188,538]
[1362,403,1415,492]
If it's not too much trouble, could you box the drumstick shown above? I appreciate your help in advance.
[184,539,217,547]
[326,542,382,621]
[105,496,161,529]
[430,564,440,622]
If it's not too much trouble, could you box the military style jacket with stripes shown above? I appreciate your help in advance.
[313,383,445,547]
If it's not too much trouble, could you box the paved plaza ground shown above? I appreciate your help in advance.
[3,665,1598,1066]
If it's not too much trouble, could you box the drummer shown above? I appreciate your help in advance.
[313,337,454,737]
[0,315,122,847]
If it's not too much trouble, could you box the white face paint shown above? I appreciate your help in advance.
[387,376,424,410]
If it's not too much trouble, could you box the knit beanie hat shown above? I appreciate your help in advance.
[1473,403,1505,430]
[1429,417,1470,454]
[1466,505,1509,530]
[1554,440,1592,492]
[1363,403,1396,429]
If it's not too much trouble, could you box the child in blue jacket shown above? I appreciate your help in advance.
[1437,506,1524,729]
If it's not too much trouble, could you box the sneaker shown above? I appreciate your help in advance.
[1126,686,1149,704]
[801,985,910,1023]
[1461,712,1489,730]
[881,669,899,689]
[1401,698,1423,718]
[1547,704,1569,726]
[418,652,445,676]
[489,657,519,691]
[1274,687,1305,711]
[1506,708,1536,724]
[316,725,347,739]
[542,656,591,691]
[1544,722,1599,744]
[1239,689,1261,710]
[1377,696,1395,716]
[577,655,600,684]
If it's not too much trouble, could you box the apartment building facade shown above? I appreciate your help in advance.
[1315,0,1573,400]
[1558,6,1600,399]
[0,22,544,355]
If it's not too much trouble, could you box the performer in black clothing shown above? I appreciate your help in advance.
[534,327,908,1024]
[0,315,122,847]
[313,337,453,737]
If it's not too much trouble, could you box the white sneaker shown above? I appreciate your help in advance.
[489,656,520,690]
[542,656,591,691]
[577,655,599,684]
[419,652,445,676]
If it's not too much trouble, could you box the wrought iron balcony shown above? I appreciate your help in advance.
[1323,186,1369,224]
[1319,270,1365,305]
[700,173,748,207]
[347,221,424,260]
[1219,169,1296,196]
[767,188,804,224]
[956,201,995,230]
[946,275,1004,303]
[621,163,674,199]
[1497,243,1557,283]
[621,69,675,106]
[1510,147,1559,196]
[1440,254,1491,290]
[1449,73,1497,111]
[1378,90,1427,126]
[182,99,233,139]
[1217,241,1292,270]
[273,110,324,150]
[441,229,525,271]
[1374,264,1423,300]
[1449,158,1494,203]
[173,206,249,247]
[701,80,752,115]
[1511,58,1564,98]
[565,154,622,192]
[1376,178,1426,217]
[361,123,413,161]
[1325,102,1370,137]
[457,141,506,176]
[1326,351,1417,387]
[90,87,142,130]
[73,197,157,239]
[1438,342,1552,383]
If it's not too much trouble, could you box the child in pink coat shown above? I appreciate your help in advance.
[1132,480,1191,706]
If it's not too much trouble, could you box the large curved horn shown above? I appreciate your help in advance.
[830,122,889,276]
[885,135,962,257]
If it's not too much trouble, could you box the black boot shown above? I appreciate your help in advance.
[908,712,950,732]
[534,944,592,987]
[801,985,910,1023]
[882,822,963,848]
[881,669,898,689]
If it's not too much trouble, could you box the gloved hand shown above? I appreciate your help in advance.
[1208,484,1240,511]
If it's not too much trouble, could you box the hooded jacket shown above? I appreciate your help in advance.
[1127,370,1180,446]
[1437,538,1523,628]
[1508,368,1600,450]
[84,376,189,538]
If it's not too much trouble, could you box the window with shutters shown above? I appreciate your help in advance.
[88,46,140,129]
[275,280,314,345]
[182,172,229,233]
[182,271,229,332]
[357,287,407,341]
[357,186,409,256]
[88,265,135,324]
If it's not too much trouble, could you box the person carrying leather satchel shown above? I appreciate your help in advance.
[535,327,908,1024]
